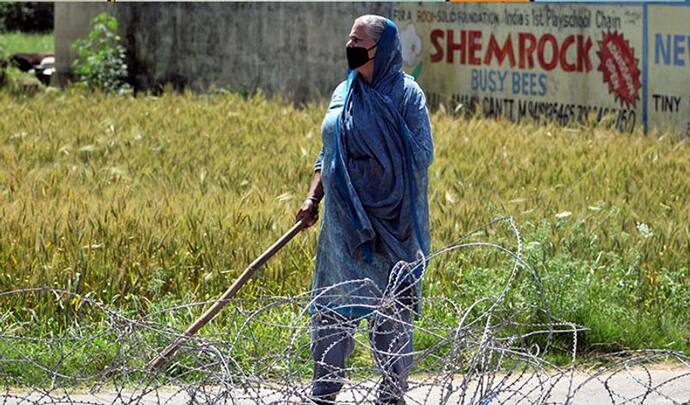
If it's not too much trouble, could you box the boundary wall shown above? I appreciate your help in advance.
[55,3,393,102]
[55,3,690,134]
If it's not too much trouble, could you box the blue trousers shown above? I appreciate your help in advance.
[310,292,414,402]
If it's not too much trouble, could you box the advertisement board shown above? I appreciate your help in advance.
[393,3,647,133]
[647,4,690,135]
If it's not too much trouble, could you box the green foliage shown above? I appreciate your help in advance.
[71,12,129,92]
[0,2,53,33]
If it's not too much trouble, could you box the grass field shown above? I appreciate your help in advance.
[0,31,53,56]
[0,32,54,90]
[0,88,689,382]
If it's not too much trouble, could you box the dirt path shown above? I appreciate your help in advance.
[3,367,689,404]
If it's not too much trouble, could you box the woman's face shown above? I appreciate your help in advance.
[346,20,377,77]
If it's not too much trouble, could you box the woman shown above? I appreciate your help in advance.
[295,15,433,405]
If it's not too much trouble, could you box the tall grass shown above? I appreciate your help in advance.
[1,89,688,357]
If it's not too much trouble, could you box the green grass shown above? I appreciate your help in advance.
[0,31,54,92]
[0,31,53,56]
[0,88,688,385]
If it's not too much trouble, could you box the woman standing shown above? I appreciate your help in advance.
[295,15,433,405]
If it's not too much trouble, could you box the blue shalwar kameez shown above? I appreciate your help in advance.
[309,19,433,403]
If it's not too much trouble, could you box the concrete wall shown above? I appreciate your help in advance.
[55,2,690,134]
[53,3,111,87]
[54,2,393,101]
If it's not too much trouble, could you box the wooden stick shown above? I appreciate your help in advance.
[146,219,306,371]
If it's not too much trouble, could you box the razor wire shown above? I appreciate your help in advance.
[1,216,688,404]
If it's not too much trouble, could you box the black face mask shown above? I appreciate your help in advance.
[346,43,377,70]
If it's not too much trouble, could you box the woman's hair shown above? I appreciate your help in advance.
[357,15,387,43]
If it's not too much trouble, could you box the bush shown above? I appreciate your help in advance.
[71,12,129,92]
[0,2,54,33]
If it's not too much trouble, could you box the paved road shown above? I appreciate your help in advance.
[4,368,689,404]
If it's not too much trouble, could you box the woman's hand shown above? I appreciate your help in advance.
[296,171,324,228]
[295,198,319,228]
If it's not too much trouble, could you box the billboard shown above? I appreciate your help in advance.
[647,4,690,136]
[393,3,690,135]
